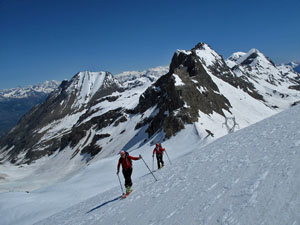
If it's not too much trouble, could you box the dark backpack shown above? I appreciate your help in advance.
[125,152,132,165]
[120,151,132,166]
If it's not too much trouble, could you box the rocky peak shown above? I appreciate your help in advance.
[192,42,211,51]
[236,48,276,68]
[135,45,232,139]
[190,43,264,101]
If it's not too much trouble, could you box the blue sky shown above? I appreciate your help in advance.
[0,0,299,90]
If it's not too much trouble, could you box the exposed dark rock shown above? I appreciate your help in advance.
[81,145,102,157]
[134,46,232,138]
[135,117,152,130]
[114,115,128,127]
[240,52,259,66]
[291,101,300,106]
[289,85,300,91]
[61,108,123,150]
[81,133,110,157]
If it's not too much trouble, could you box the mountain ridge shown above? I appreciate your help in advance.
[0,42,299,185]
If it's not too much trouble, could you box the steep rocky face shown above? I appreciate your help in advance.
[134,45,232,138]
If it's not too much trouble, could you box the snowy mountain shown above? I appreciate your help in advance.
[1,43,300,171]
[1,103,300,225]
[227,48,300,108]
[0,80,60,137]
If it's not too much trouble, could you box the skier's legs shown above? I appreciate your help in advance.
[156,155,161,168]
[158,154,164,166]
[156,154,164,168]
[122,168,133,190]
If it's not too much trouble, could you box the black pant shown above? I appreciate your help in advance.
[122,167,133,187]
[156,153,164,168]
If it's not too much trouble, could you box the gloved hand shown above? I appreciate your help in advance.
[139,154,142,159]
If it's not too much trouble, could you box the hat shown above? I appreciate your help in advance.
[120,150,125,155]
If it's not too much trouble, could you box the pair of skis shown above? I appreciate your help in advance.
[121,190,132,199]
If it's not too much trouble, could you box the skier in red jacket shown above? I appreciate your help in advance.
[153,143,165,169]
[117,151,141,194]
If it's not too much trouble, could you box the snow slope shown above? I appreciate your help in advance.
[1,104,300,225]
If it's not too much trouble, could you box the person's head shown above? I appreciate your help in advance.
[120,150,125,158]
[156,143,160,147]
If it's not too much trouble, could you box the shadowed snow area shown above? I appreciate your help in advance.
[30,105,300,225]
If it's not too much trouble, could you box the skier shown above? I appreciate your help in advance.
[117,150,141,195]
[153,143,165,169]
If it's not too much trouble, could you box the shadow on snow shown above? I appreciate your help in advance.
[86,196,121,213]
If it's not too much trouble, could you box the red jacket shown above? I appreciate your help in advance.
[117,155,139,171]
[153,146,165,155]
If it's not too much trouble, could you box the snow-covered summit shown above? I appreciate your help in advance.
[229,48,300,109]
[65,71,119,109]
[226,52,247,68]
[236,48,275,68]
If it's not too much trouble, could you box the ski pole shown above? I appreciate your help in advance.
[141,156,157,181]
[164,149,172,165]
[152,155,154,172]
[116,173,125,195]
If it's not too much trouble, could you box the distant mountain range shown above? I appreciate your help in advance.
[0,81,60,137]
[0,42,299,168]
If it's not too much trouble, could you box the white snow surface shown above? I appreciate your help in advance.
[173,74,185,86]
[1,105,300,225]
[225,52,246,68]
[194,43,223,67]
